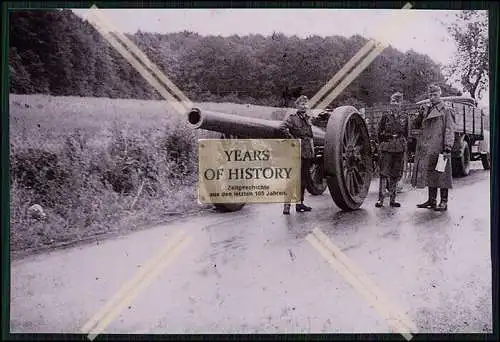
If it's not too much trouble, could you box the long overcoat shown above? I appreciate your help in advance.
[411,101,456,189]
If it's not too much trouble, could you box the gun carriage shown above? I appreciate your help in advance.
[187,106,373,213]
[186,96,489,213]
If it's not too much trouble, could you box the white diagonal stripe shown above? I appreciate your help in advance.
[307,40,377,109]
[86,236,192,340]
[312,228,419,333]
[80,230,186,334]
[88,6,193,109]
[308,2,413,111]
[85,7,190,115]
[314,41,388,111]
[86,13,187,115]
[306,233,414,340]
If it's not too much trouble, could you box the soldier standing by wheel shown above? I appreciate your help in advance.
[279,95,314,215]
[411,84,456,211]
[375,92,409,208]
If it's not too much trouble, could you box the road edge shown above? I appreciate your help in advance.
[10,208,212,262]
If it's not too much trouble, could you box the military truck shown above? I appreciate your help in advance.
[362,96,490,178]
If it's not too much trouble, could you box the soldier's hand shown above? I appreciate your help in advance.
[442,147,452,160]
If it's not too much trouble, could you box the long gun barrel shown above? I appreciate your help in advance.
[187,107,326,146]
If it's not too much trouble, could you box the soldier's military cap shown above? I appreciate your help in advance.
[390,92,403,104]
[295,95,309,107]
[427,83,441,93]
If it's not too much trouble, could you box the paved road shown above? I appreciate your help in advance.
[10,162,492,335]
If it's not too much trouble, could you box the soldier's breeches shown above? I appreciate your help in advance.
[388,177,399,200]
[379,151,404,179]
[378,176,387,200]
[284,158,312,205]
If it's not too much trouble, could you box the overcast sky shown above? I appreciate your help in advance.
[71,8,489,108]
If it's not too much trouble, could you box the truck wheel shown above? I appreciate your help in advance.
[306,162,327,195]
[323,106,372,211]
[481,152,491,170]
[452,139,471,177]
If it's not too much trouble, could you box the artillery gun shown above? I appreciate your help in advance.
[186,106,373,213]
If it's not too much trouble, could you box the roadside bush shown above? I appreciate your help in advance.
[158,121,198,182]
[11,148,72,209]
[9,120,208,252]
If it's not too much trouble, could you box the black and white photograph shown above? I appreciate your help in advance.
[8,5,492,337]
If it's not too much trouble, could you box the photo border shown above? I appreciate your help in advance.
[1,1,498,341]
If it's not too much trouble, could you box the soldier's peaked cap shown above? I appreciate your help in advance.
[295,95,308,105]
[390,92,403,103]
[427,83,441,93]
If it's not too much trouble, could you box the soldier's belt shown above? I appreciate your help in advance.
[381,136,406,143]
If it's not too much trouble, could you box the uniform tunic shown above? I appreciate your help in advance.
[279,110,314,202]
[278,110,314,160]
[377,110,409,179]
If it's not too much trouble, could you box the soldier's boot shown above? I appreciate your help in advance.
[296,203,312,212]
[296,185,312,212]
[435,188,448,211]
[283,203,291,215]
[389,177,401,207]
[375,177,386,208]
[416,187,437,209]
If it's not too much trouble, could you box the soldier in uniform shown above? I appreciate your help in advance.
[279,95,314,215]
[411,84,456,211]
[375,92,409,208]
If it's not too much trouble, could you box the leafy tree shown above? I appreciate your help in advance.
[445,10,488,100]
[9,47,33,93]
[8,9,461,107]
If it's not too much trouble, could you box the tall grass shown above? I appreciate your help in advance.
[9,94,286,253]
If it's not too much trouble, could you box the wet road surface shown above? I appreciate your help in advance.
[10,162,492,334]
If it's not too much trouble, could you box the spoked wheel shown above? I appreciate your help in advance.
[452,138,471,177]
[212,134,246,212]
[324,106,373,211]
[306,161,328,195]
[481,152,491,170]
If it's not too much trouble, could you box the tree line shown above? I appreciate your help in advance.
[9,9,461,108]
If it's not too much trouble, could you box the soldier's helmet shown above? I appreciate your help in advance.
[390,92,403,104]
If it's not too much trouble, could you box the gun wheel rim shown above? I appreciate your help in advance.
[306,162,328,195]
[341,116,371,199]
[324,106,372,210]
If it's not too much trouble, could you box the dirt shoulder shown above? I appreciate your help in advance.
[10,207,212,262]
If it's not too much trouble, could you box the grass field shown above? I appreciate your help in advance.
[9,94,292,254]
